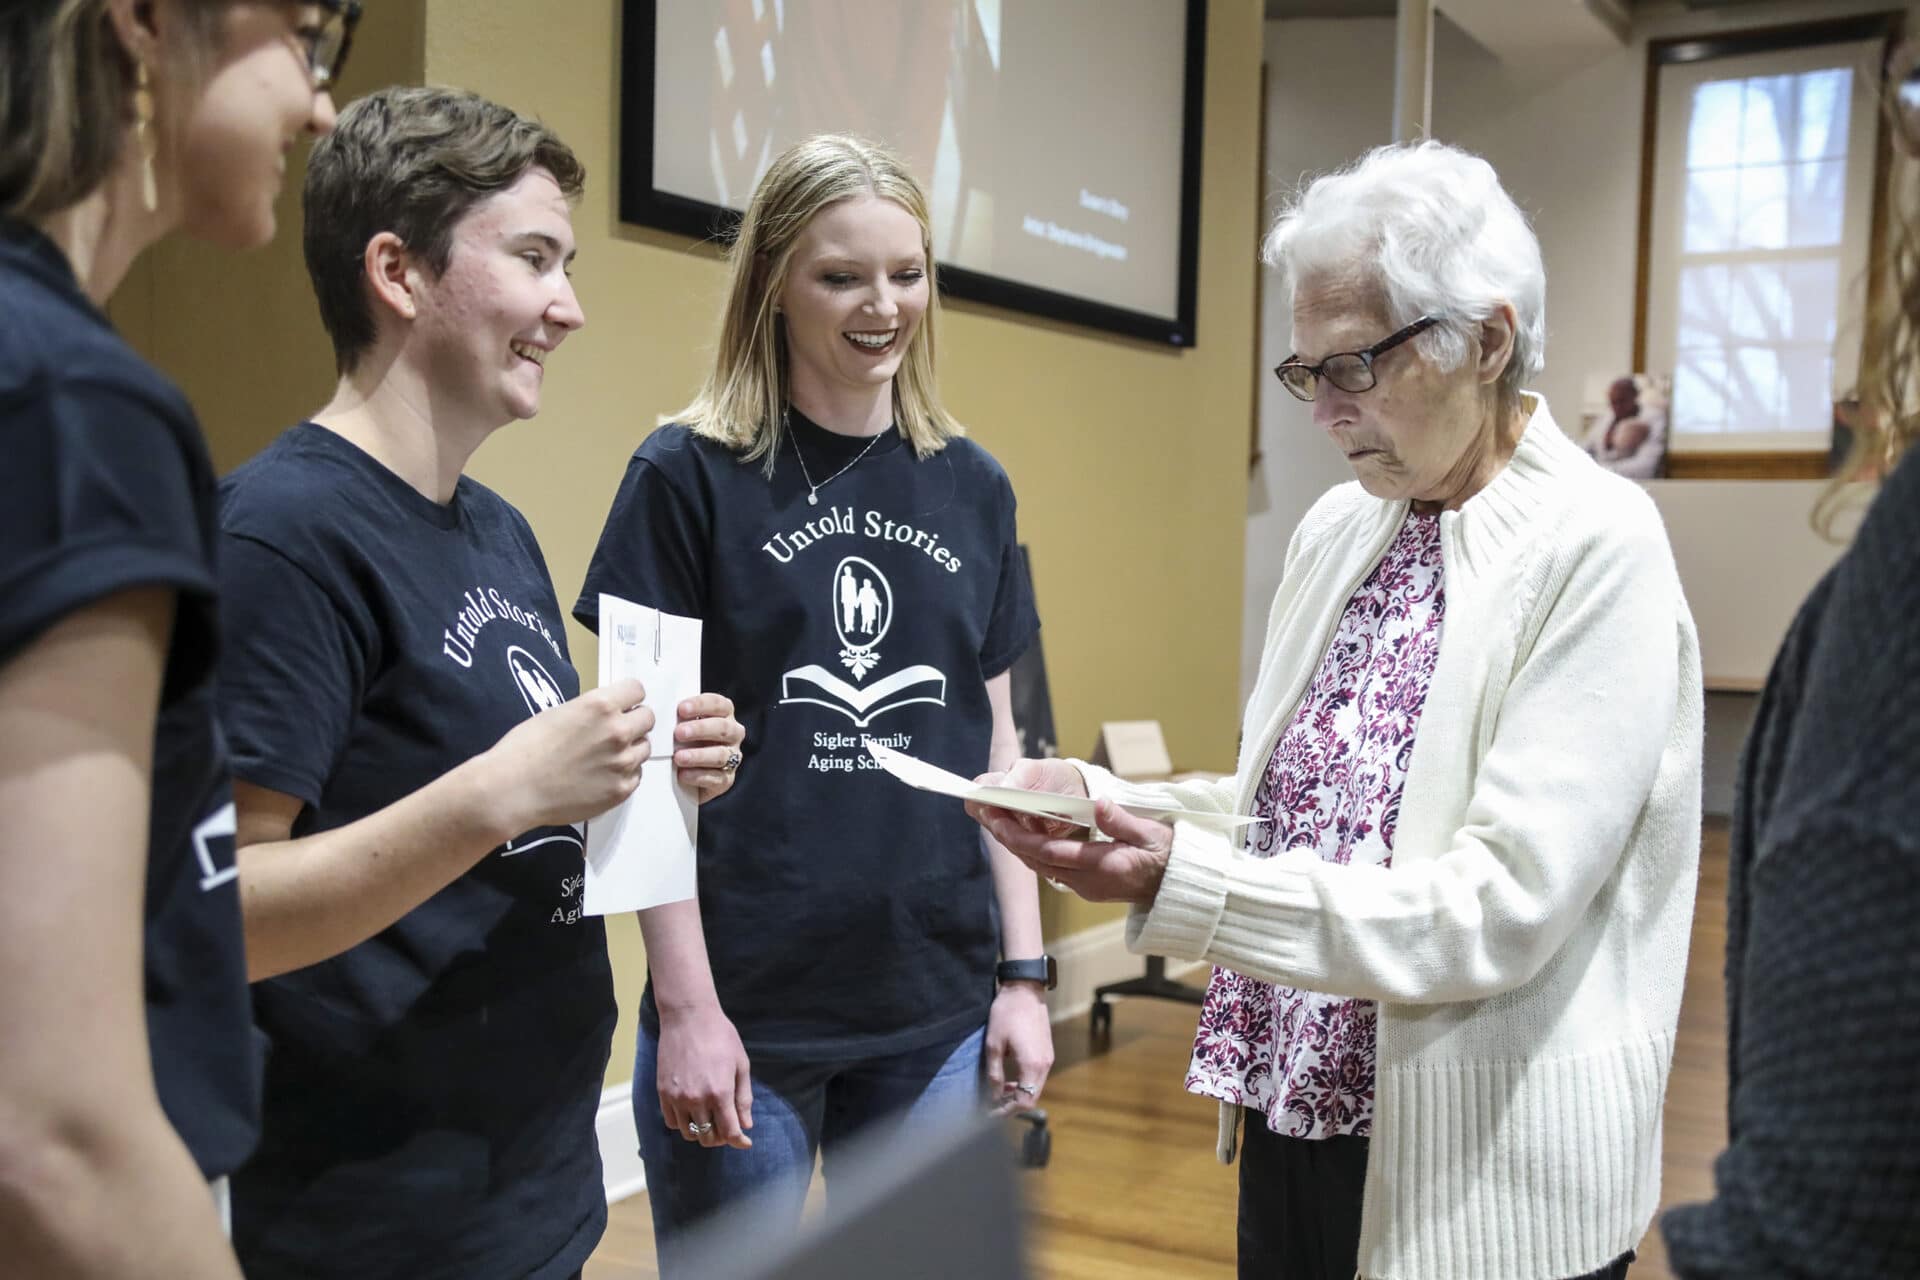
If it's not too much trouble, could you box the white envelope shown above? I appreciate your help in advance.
[583,594,702,915]
[864,742,1265,831]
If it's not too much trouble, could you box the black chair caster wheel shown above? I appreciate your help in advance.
[1016,1109,1051,1168]
[1089,998,1112,1038]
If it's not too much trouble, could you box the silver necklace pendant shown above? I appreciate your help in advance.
[788,408,886,509]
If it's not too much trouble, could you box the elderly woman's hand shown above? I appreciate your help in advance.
[966,757,1087,838]
[971,786,1176,908]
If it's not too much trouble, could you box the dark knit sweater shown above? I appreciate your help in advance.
[1662,445,1920,1278]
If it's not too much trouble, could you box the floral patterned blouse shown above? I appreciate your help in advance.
[1187,511,1445,1140]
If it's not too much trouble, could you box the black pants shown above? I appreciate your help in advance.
[1236,1109,1637,1280]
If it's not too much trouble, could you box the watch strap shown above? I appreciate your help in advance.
[996,956,1056,990]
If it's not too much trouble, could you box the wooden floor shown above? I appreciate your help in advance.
[587,824,1730,1279]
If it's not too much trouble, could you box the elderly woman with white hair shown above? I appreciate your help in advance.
[969,141,1704,1280]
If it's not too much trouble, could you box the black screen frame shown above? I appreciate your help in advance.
[617,0,1209,348]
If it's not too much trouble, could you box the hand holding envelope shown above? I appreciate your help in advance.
[583,594,703,915]
[866,743,1264,907]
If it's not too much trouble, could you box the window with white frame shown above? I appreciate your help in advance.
[1641,30,1888,454]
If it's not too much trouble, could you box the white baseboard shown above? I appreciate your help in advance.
[1044,916,1206,1025]
[598,1082,647,1203]
[595,919,1205,1205]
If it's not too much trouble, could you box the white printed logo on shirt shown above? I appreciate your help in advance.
[507,645,566,716]
[832,556,892,677]
[779,556,946,729]
[497,642,583,858]
[444,610,580,867]
[194,801,238,892]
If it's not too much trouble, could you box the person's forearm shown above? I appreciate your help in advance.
[638,899,723,1014]
[0,595,247,1277]
[989,837,1044,960]
[238,757,520,981]
[0,1105,243,1280]
[981,673,1044,959]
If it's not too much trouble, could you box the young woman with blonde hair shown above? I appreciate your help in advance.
[577,134,1052,1270]
[0,2,340,1273]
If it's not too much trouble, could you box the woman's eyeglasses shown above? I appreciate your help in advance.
[295,0,362,91]
[1272,315,1439,403]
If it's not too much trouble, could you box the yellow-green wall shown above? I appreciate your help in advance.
[117,0,1262,1090]
[107,1,425,464]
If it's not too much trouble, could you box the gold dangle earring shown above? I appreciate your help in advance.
[134,61,158,213]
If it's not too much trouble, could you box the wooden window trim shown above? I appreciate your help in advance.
[1663,449,1829,480]
[1631,11,1904,481]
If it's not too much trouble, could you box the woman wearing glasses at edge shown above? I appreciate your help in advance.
[213,85,742,1280]
[1660,47,1920,1279]
[970,140,1703,1280]
[574,135,1052,1271]
[0,1,340,1275]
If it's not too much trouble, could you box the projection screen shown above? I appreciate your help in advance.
[619,0,1207,346]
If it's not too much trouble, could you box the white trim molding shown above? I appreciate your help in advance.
[598,1082,648,1204]
[1043,915,1205,1024]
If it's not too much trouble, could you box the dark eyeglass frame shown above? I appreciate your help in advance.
[297,0,363,91]
[1273,315,1440,402]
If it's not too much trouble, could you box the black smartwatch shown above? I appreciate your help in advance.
[995,955,1057,990]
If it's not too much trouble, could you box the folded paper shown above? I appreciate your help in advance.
[865,742,1265,831]
[583,594,702,915]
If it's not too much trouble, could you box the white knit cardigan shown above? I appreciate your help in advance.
[1080,397,1703,1280]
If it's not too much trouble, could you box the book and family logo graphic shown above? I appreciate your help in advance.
[833,556,891,677]
[500,644,583,860]
[780,556,947,729]
[508,645,566,716]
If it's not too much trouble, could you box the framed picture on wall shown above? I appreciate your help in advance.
[1632,12,1903,480]
[1579,372,1670,480]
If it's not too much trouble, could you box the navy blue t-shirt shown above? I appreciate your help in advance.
[575,411,1038,1060]
[0,219,258,1179]
[218,423,614,1280]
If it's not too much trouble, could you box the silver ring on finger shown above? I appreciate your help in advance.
[686,1120,714,1135]
[1015,1082,1039,1097]
[722,749,742,772]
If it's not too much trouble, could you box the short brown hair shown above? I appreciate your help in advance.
[303,85,585,374]
[0,0,221,222]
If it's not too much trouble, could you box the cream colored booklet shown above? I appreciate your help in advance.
[864,742,1264,831]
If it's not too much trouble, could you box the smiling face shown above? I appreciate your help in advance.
[407,166,584,429]
[168,2,337,249]
[1291,272,1503,507]
[776,194,929,415]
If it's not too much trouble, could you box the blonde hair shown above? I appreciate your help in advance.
[1817,99,1920,534]
[0,0,221,222]
[672,134,962,472]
